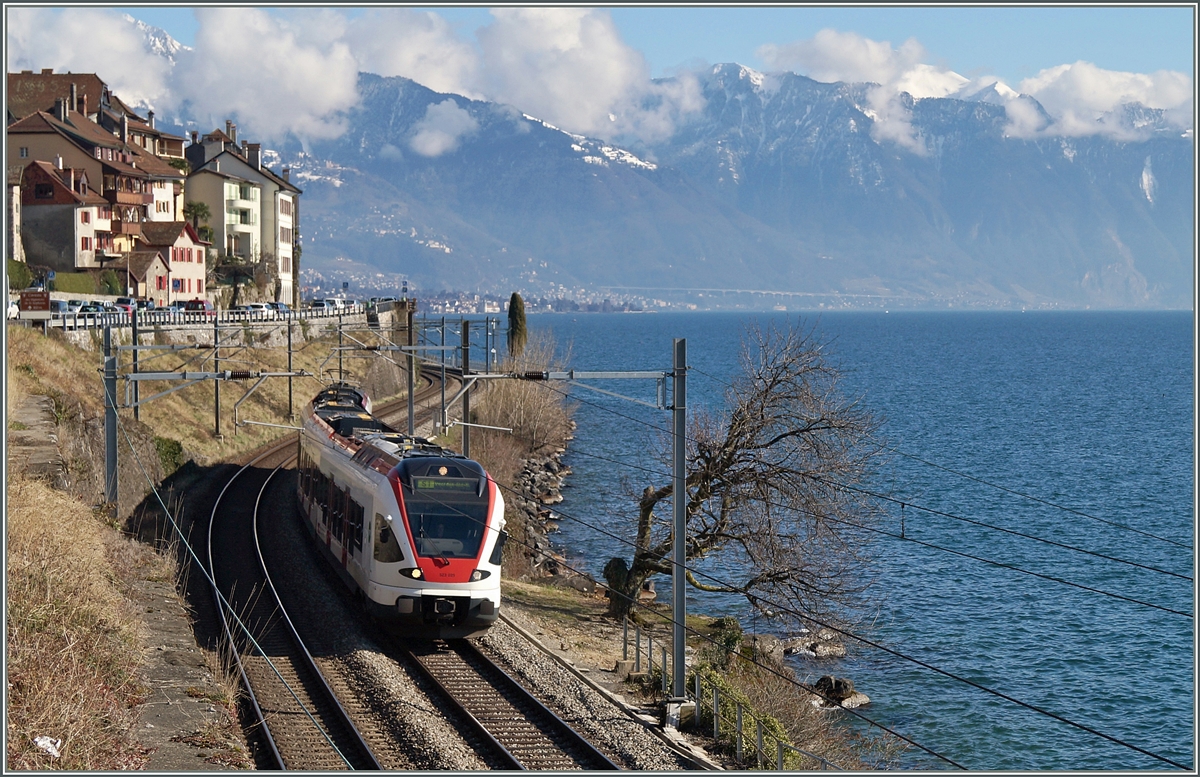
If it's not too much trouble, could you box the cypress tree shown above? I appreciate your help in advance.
[507,292,527,358]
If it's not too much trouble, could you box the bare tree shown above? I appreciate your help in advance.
[603,320,886,631]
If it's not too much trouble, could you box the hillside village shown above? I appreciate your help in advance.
[6,68,300,308]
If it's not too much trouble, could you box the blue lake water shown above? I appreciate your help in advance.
[515,310,1193,771]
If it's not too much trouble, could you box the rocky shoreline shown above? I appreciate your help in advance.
[505,430,868,712]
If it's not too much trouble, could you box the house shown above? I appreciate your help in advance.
[19,158,112,273]
[7,104,185,249]
[7,69,109,125]
[185,121,301,305]
[9,107,149,253]
[140,221,210,305]
[184,164,263,264]
[7,165,24,262]
[106,250,169,301]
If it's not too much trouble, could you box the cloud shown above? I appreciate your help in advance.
[6,7,173,109]
[475,8,702,142]
[409,99,479,156]
[759,29,937,154]
[759,28,926,86]
[169,8,360,144]
[344,8,481,98]
[1013,61,1193,138]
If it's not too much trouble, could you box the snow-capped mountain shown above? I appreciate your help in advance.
[126,14,190,65]
[127,13,1188,309]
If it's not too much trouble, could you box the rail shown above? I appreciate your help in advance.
[19,303,379,331]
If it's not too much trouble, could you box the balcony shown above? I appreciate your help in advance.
[106,190,153,206]
[226,197,256,211]
[112,220,142,236]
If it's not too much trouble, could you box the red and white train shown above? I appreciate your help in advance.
[297,383,506,638]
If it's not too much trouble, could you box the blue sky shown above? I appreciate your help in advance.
[113,5,1194,85]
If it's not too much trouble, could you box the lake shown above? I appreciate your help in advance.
[513,310,1193,771]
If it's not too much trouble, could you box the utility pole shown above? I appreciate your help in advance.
[287,318,294,419]
[131,308,140,420]
[461,319,470,457]
[672,337,687,701]
[511,340,688,701]
[407,304,415,435]
[103,326,118,518]
[213,317,221,439]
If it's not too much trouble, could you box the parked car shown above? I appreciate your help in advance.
[135,299,157,311]
[66,299,86,313]
[49,299,70,314]
[232,302,274,319]
[309,299,336,311]
[183,299,216,317]
[161,302,185,313]
[267,301,291,314]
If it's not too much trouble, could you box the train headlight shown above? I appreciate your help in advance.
[401,567,422,579]
[470,570,491,581]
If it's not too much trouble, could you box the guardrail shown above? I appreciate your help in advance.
[17,304,372,331]
[619,621,843,771]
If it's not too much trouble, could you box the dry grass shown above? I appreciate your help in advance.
[470,331,575,580]
[7,321,413,466]
[5,474,153,770]
[713,653,906,769]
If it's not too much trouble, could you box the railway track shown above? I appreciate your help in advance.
[208,450,382,769]
[206,369,630,769]
[398,638,623,770]
[209,371,455,768]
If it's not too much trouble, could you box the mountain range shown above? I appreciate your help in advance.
[128,10,1190,311]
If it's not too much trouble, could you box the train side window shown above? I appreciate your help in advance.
[350,499,364,554]
[374,513,404,563]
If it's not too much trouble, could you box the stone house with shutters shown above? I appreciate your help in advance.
[140,221,210,305]
[107,250,169,301]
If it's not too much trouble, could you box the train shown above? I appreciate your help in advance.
[297,382,506,638]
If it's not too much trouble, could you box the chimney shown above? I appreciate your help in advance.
[70,83,77,115]
[67,169,75,192]
[231,123,237,143]
[121,114,129,143]
[55,154,64,170]
[79,94,87,116]
[215,160,220,173]
[147,110,155,129]
[225,119,237,143]
[241,139,248,157]
[54,97,68,122]
[41,67,53,75]
[191,131,199,145]
[282,167,290,182]
[247,142,261,170]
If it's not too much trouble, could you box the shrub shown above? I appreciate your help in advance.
[8,259,33,290]
[153,436,186,477]
[99,269,121,295]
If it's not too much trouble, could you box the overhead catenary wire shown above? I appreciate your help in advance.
[479,473,1190,770]
[552,446,1190,613]
[886,446,1192,550]
[538,375,1193,584]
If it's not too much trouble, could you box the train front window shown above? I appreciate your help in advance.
[404,476,487,559]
